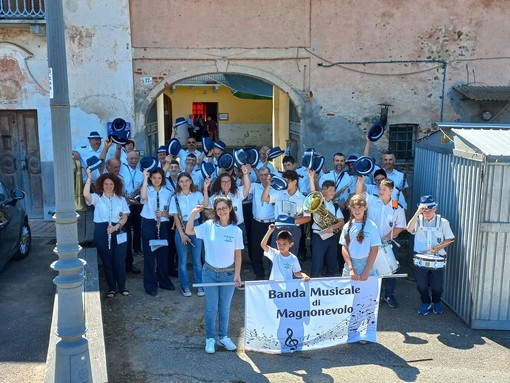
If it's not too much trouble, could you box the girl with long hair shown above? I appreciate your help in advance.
[339,194,381,281]
[186,197,243,354]
[169,172,210,297]
[140,168,175,296]
[83,169,130,298]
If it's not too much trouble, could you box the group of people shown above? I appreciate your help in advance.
[186,114,219,141]
[72,127,455,352]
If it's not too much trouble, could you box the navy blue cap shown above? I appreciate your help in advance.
[267,146,285,161]
[111,118,127,131]
[418,195,438,209]
[202,137,214,153]
[275,214,296,227]
[175,117,187,127]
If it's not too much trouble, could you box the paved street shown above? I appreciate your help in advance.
[0,227,56,383]
[2,221,510,383]
[102,255,510,383]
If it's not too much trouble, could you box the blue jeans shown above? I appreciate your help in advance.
[343,257,376,277]
[202,265,236,339]
[175,227,203,290]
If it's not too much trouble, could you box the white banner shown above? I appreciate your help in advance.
[244,277,382,353]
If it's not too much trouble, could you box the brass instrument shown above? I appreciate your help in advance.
[73,158,87,211]
[303,191,339,231]
[333,175,353,204]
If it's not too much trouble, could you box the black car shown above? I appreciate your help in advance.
[0,180,31,272]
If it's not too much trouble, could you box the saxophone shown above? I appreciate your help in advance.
[303,191,340,231]
[333,175,353,204]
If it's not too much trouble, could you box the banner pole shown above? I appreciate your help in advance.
[193,273,408,288]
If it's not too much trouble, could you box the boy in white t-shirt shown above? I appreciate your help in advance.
[260,224,310,281]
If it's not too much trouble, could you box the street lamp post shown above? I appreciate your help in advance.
[45,0,92,381]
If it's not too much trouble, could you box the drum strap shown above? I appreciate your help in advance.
[418,214,442,250]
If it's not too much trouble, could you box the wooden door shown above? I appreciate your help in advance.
[0,110,43,218]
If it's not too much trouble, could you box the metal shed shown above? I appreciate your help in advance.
[412,122,510,330]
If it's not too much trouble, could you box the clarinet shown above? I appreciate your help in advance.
[156,191,161,239]
[108,196,112,249]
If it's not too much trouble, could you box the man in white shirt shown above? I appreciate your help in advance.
[72,131,105,182]
[319,152,355,213]
[249,166,277,279]
[261,170,311,257]
[176,137,202,170]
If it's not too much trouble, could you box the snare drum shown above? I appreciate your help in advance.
[413,253,446,270]
[372,243,399,276]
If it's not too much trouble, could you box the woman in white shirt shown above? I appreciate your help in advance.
[169,172,210,297]
[186,197,243,354]
[83,169,130,298]
[207,165,251,237]
[140,168,175,296]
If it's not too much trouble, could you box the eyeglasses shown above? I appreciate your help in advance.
[216,206,229,212]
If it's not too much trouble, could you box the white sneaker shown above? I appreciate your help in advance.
[205,338,215,354]
[181,287,192,297]
[217,336,237,351]
[196,287,205,297]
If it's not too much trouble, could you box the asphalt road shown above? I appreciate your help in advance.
[0,239,57,383]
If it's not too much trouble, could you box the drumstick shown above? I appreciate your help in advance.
[391,239,401,248]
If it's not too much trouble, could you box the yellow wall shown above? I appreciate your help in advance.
[165,86,272,123]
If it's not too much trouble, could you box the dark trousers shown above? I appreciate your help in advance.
[415,267,444,304]
[310,233,338,277]
[250,219,271,278]
[125,203,142,268]
[242,202,253,254]
[94,222,127,292]
[141,218,173,294]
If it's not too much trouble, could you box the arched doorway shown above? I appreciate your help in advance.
[135,66,305,165]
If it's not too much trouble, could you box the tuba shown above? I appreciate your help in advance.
[303,191,339,231]
[73,158,87,211]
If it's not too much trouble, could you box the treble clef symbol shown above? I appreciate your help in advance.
[284,328,299,350]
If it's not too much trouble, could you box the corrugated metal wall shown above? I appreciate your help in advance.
[473,163,510,329]
[413,147,510,329]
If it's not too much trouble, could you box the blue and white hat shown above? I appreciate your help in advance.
[270,174,288,191]
[157,145,168,154]
[368,122,385,142]
[109,130,129,146]
[267,146,285,161]
[213,140,227,152]
[233,149,247,169]
[201,162,216,179]
[87,131,103,139]
[111,118,127,131]
[167,138,182,156]
[202,137,214,153]
[86,155,104,171]
[346,154,358,164]
[311,155,325,174]
[418,195,438,209]
[245,147,260,167]
[175,117,187,127]
[140,156,158,173]
[275,214,296,228]
[218,152,234,172]
[301,148,317,169]
[353,156,376,176]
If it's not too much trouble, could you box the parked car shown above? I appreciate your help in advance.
[0,180,31,272]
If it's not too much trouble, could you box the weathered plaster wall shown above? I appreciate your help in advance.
[63,0,134,148]
[131,0,510,162]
